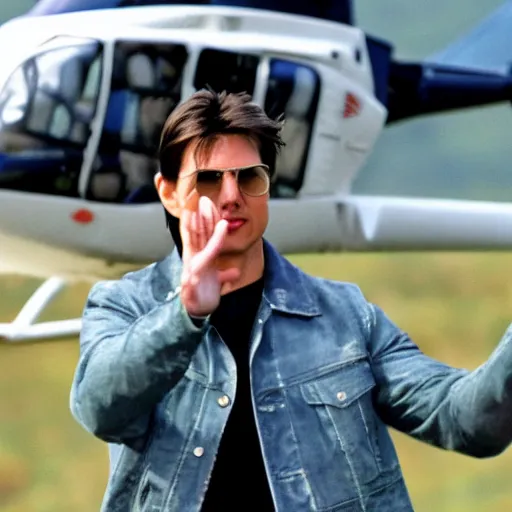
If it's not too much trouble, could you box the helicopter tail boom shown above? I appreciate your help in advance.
[386,61,512,124]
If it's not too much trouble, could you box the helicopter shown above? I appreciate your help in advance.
[1,0,512,342]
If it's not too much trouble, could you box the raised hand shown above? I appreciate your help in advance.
[179,191,240,317]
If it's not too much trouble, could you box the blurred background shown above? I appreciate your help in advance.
[1,1,512,511]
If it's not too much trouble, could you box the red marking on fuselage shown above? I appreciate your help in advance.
[343,92,362,118]
[71,208,95,224]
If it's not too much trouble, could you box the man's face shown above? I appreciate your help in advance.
[160,134,269,257]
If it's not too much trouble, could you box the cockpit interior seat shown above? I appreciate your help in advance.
[274,62,318,184]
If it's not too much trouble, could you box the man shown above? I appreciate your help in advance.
[70,89,512,512]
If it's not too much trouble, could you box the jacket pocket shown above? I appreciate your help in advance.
[134,467,165,512]
[300,359,383,487]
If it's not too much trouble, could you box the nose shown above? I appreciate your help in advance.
[218,171,241,206]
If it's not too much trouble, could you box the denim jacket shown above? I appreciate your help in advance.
[70,240,512,512]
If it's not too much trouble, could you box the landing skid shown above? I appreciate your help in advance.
[0,277,82,343]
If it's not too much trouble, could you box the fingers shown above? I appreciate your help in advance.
[196,197,209,249]
[182,193,220,255]
[179,207,191,250]
[201,196,215,247]
[181,190,199,251]
[180,190,197,244]
[188,219,228,275]
[179,192,226,316]
[190,207,203,251]
[180,189,197,244]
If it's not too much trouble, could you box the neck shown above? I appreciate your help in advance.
[218,239,264,294]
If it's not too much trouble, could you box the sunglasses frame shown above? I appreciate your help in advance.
[180,163,271,197]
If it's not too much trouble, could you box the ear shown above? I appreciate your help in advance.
[154,172,180,217]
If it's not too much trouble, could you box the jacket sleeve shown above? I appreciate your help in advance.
[70,280,207,445]
[368,302,512,458]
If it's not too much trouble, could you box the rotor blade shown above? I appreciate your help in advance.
[428,1,512,73]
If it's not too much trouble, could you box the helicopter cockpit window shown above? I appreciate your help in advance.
[88,41,188,203]
[192,53,319,198]
[194,48,259,95]
[265,59,320,198]
[0,37,103,197]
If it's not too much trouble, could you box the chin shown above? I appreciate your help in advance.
[221,234,262,257]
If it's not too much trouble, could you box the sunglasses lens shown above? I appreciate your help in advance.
[193,166,270,197]
[238,165,269,196]
[195,170,223,197]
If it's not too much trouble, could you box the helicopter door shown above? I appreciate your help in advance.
[0,37,103,197]
[265,59,320,198]
[86,40,188,203]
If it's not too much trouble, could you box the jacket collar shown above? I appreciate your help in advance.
[261,240,321,317]
[151,239,321,318]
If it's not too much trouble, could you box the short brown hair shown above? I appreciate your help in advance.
[158,89,284,181]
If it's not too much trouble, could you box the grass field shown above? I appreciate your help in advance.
[1,251,512,512]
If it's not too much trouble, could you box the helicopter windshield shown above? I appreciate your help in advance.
[0,36,103,197]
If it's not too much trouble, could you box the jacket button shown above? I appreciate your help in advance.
[217,395,230,408]
[193,447,204,457]
[337,391,347,401]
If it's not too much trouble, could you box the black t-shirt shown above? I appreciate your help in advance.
[201,277,275,511]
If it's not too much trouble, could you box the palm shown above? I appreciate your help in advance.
[181,259,221,315]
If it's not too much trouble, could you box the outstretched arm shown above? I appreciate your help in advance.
[369,303,512,457]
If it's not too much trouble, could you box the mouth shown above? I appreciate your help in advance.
[224,218,246,233]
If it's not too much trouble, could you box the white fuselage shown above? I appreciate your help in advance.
[0,189,347,281]
[4,186,512,282]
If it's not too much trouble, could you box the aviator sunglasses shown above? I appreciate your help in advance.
[181,164,271,198]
